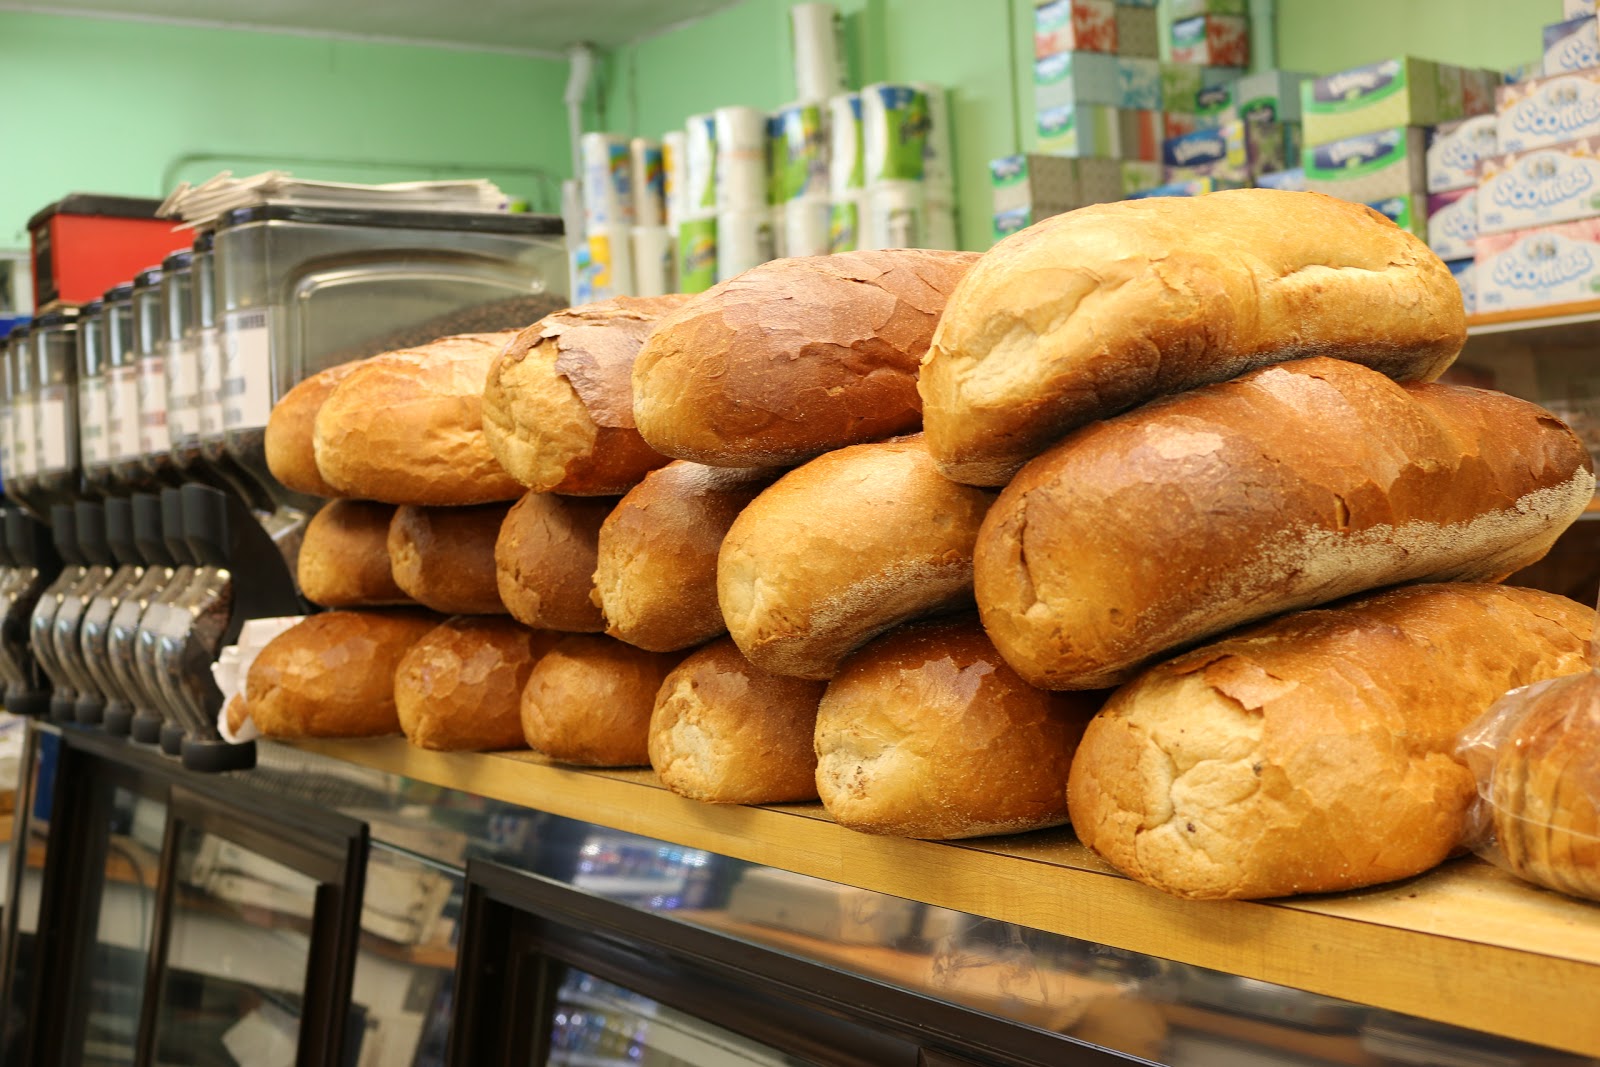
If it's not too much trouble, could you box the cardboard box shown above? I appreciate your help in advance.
[1196,82,1236,123]
[1164,112,1205,139]
[1497,69,1600,154]
[1566,0,1595,18]
[1172,0,1247,15]
[1116,58,1162,110]
[1427,186,1478,259]
[1115,4,1159,58]
[1035,51,1121,110]
[989,154,1160,216]
[1171,15,1249,68]
[1545,16,1600,75]
[1426,114,1498,192]
[993,206,1033,243]
[1127,177,1246,198]
[1037,104,1121,157]
[1303,127,1428,202]
[1369,194,1428,239]
[1035,0,1117,56]
[1160,62,1237,113]
[1476,219,1600,311]
[1302,58,1465,144]
[1254,167,1306,191]
[1163,124,1250,183]
[1447,257,1476,314]
[1228,70,1310,124]
[1462,67,1503,117]
[1505,60,1545,85]
[1478,138,1600,235]
[1120,109,1166,162]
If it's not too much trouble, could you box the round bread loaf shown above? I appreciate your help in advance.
[718,436,996,679]
[595,462,777,651]
[815,618,1100,839]
[224,694,249,737]
[264,359,363,497]
[648,637,825,803]
[313,332,523,505]
[246,610,440,738]
[297,500,412,608]
[520,634,684,766]
[483,296,686,495]
[632,250,979,467]
[395,616,560,751]
[388,504,509,615]
[495,491,614,632]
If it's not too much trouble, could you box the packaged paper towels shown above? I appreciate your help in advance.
[581,132,634,229]
[862,83,930,183]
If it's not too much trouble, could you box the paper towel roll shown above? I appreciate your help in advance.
[862,84,930,185]
[581,132,635,229]
[677,215,718,294]
[716,211,776,281]
[791,3,847,103]
[663,130,689,226]
[631,226,675,297]
[569,242,596,306]
[913,82,954,192]
[587,225,635,300]
[715,107,770,213]
[864,181,926,250]
[630,138,666,228]
[829,93,864,194]
[924,196,958,251]
[829,194,864,253]
[685,114,719,217]
[784,197,833,257]
[775,102,830,202]
[770,205,788,259]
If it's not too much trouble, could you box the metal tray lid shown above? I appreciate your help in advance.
[215,203,563,236]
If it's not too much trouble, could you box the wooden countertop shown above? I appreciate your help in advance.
[289,738,1600,1058]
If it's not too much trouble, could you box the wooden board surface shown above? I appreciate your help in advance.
[1466,298,1600,329]
[289,738,1600,1057]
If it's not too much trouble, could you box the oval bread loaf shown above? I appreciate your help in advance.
[815,618,1101,839]
[595,462,777,651]
[265,360,363,498]
[388,504,509,615]
[520,634,685,766]
[921,190,1468,485]
[495,491,614,632]
[632,250,979,467]
[1068,584,1595,900]
[977,357,1596,691]
[297,500,412,608]
[483,296,687,495]
[718,436,996,680]
[395,616,560,751]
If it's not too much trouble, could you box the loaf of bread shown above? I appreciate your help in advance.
[719,436,995,679]
[595,462,777,651]
[313,333,523,505]
[920,191,1468,485]
[977,358,1595,691]
[648,638,825,803]
[246,610,440,738]
[521,635,683,766]
[264,360,363,497]
[483,296,686,495]
[394,616,559,751]
[1068,583,1594,900]
[297,500,412,608]
[632,250,979,467]
[495,491,612,632]
[388,504,508,615]
[815,618,1101,839]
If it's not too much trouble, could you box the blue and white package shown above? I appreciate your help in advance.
[1477,139,1600,235]
[1116,58,1162,110]
[1302,127,1428,202]
[1544,16,1600,76]
[1496,70,1600,154]
[1446,258,1476,314]
[1366,195,1427,239]
[1427,115,1498,192]
[1427,186,1478,260]
[1254,167,1306,191]
[1567,0,1595,18]
[1477,219,1600,311]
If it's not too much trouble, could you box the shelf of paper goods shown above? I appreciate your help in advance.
[287,737,1600,1058]
[1466,299,1600,334]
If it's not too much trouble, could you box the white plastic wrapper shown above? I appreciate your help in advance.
[212,616,304,744]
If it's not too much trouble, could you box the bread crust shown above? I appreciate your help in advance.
[388,504,509,615]
[495,491,614,632]
[520,634,684,766]
[297,500,412,608]
[265,359,364,497]
[395,616,559,751]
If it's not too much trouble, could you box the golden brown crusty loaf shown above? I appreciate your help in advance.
[632,250,979,467]
[246,610,440,738]
[921,190,1468,485]
[1068,583,1594,900]
[648,638,825,803]
[297,500,412,608]
[483,296,687,495]
[595,462,778,652]
[313,333,523,505]
[815,618,1101,839]
[495,491,614,632]
[718,436,995,679]
[394,616,560,751]
[264,360,363,497]
[388,504,508,615]
[521,634,684,766]
[977,357,1595,691]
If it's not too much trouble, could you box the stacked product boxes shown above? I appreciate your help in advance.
[1158,69,1307,194]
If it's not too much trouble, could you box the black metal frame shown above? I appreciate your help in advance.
[451,859,1142,1067]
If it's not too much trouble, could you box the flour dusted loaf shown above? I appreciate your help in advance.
[977,357,1594,691]
[495,491,613,632]
[247,610,440,738]
[921,190,1468,485]
[264,360,363,497]
[483,296,686,495]
[719,436,996,680]
[388,504,508,615]
[297,500,411,608]
[815,618,1101,839]
[595,462,777,651]
[521,634,684,766]
[1068,583,1594,900]
[395,616,559,751]
[632,250,979,467]
[648,638,825,803]
[313,332,523,505]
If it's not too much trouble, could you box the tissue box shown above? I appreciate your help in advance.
[1120,110,1166,162]
[1462,68,1503,117]
[1035,52,1121,110]
[1164,112,1205,139]
[1506,60,1545,85]
[993,206,1033,242]
[1478,139,1600,234]
[1116,4,1158,57]
[1196,82,1235,123]
[1127,177,1246,198]
[1229,70,1310,124]
[1172,0,1247,15]
[990,154,1160,216]
[1255,167,1306,191]
[1426,114,1498,192]
[1477,219,1600,311]
[1160,63,1237,113]
[1303,127,1428,202]
[1427,186,1478,259]
[1566,0,1595,16]
[1035,0,1117,56]
[1545,16,1600,75]
[1369,195,1428,239]
[1116,59,1162,109]
[1497,69,1600,154]
[1303,58,1465,144]
[1171,15,1249,68]
[1164,124,1249,183]
[1037,104,1120,156]
[1116,0,1158,6]
[1447,258,1476,314]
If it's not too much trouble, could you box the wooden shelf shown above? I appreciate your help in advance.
[1466,298,1600,333]
[285,738,1600,1059]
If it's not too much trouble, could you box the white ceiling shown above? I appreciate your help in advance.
[6,0,742,54]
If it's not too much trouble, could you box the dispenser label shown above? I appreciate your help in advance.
[106,365,142,462]
[197,326,223,439]
[222,310,272,432]
[0,403,13,482]
[10,397,35,478]
[35,386,70,475]
[78,376,106,468]
[137,355,169,457]
[165,339,201,443]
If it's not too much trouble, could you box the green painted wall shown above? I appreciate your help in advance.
[1275,0,1563,76]
[0,11,574,247]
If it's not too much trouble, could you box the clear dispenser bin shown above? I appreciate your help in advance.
[1,325,27,501]
[191,233,226,469]
[160,251,200,472]
[75,300,109,495]
[32,305,80,506]
[8,324,42,516]
[101,283,141,490]
[128,267,172,483]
